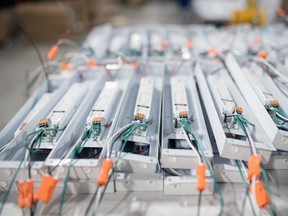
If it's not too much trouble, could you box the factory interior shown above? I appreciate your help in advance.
[1,0,288,215]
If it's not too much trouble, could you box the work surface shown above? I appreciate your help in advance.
[1,170,287,216]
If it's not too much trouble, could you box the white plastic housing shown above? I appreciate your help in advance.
[169,32,186,50]
[150,32,163,51]
[14,93,52,137]
[244,66,275,105]
[207,74,235,116]
[48,83,87,129]
[129,33,142,51]
[170,77,189,119]
[133,77,154,121]
[109,34,126,53]
[86,81,119,126]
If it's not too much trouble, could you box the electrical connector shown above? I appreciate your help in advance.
[196,164,206,192]
[34,175,58,204]
[135,113,145,120]
[87,60,98,67]
[47,45,58,60]
[186,39,192,48]
[96,159,113,186]
[179,111,188,118]
[234,106,243,114]
[253,181,269,208]
[38,118,49,127]
[92,117,101,124]
[207,48,217,56]
[277,7,285,17]
[17,180,34,208]
[161,40,168,49]
[59,63,72,71]
[268,100,279,107]
[247,155,261,181]
[258,50,267,59]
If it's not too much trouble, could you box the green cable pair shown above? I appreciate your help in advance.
[179,118,224,216]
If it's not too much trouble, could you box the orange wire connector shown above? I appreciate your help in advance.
[135,113,145,120]
[186,39,193,48]
[196,164,206,192]
[92,117,101,124]
[255,181,269,208]
[179,111,188,118]
[96,159,113,186]
[258,50,268,59]
[59,63,72,71]
[234,106,243,114]
[87,60,98,68]
[277,7,285,17]
[207,48,218,56]
[34,175,58,204]
[17,180,34,208]
[47,45,59,60]
[247,155,261,182]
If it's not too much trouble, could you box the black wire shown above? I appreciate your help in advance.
[84,186,99,216]
[19,25,51,92]
[197,191,202,216]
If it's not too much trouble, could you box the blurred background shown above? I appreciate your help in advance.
[0,0,287,130]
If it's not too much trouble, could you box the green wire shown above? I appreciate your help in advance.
[0,154,25,215]
[260,166,276,216]
[0,129,44,215]
[235,115,275,214]
[179,118,224,216]
[96,122,139,209]
[235,160,256,216]
[58,145,79,216]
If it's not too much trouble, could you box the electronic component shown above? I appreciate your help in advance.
[133,77,154,123]
[133,77,154,137]
[168,31,190,59]
[150,31,165,56]
[196,62,275,162]
[207,74,244,137]
[35,83,87,149]
[170,76,189,131]
[129,32,142,56]
[108,34,127,54]
[86,81,119,140]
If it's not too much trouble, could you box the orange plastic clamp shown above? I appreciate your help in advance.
[135,113,145,120]
[186,39,192,48]
[247,155,261,182]
[179,111,188,118]
[59,63,72,71]
[253,36,262,44]
[258,50,267,59]
[196,164,206,192]
[277,7,285,17]
[161,40,168,49]
[87,60,98,67]
[131,60,138,69]
[269,100,279,107]
[234,106,243,114]
[34,175,58,204]
[17,180,34,208]
[47,45,58,60]
[207,48,217,56]
[96,159,113,186]
[255,181,269,208]
[92,117,101,124]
